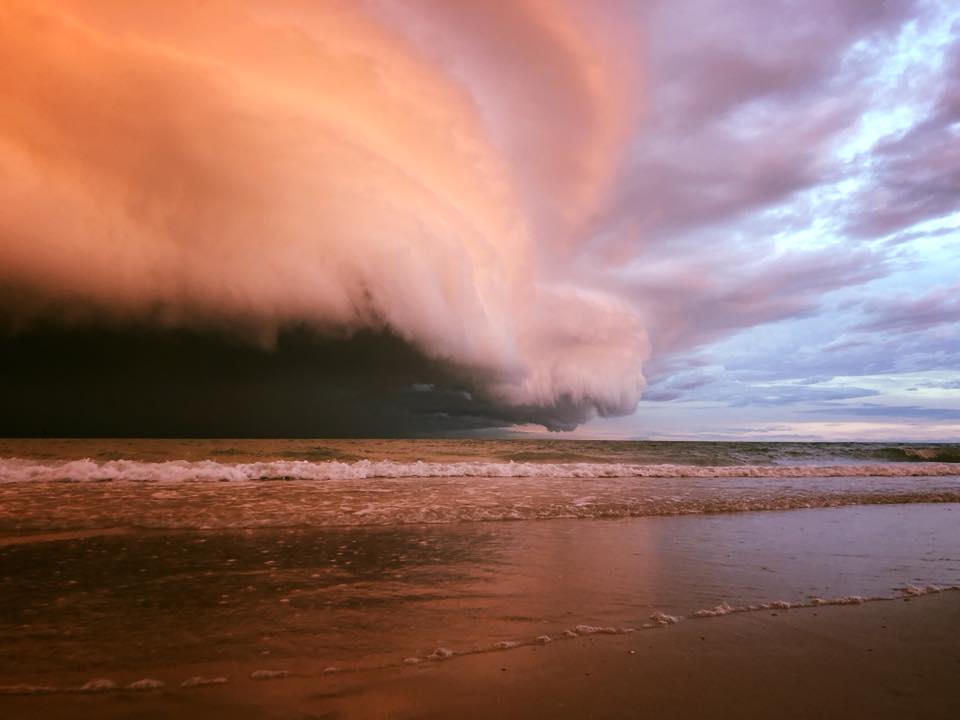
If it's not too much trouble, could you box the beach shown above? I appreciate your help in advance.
[1,440,959,718]
[2,587,958,719]
[363,591,960,720]
[5,0,959,715]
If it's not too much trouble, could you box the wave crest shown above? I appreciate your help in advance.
[1,457,958,483]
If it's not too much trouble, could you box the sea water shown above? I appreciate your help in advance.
[0,439,958,689]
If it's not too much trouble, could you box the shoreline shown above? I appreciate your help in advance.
[3,590,960,719]
[3,502,959,719]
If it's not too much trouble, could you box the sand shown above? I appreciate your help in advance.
[3,591,958,720]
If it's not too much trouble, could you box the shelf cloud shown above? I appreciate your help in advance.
[0,0,648,433]
[1,0,955,437]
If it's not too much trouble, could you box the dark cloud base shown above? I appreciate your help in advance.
[0,322,593,438]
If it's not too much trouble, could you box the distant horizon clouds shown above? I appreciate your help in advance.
[1,0,958,439]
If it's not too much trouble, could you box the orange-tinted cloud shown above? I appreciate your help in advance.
[0,0,648,417]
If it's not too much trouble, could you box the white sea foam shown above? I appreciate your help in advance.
[692,593,896,618]
[811,595,869,606]
[388,587,960,669]
[250,669,290,680]
[0,684,58,695]
[126,678,164,690]
[649,611,681,625]
[4,456,957,529]
[573,624,620,635]
[693,602,737,618]
[1,457,957,483]
[750,600,795,610]
[899,584,941,596]
[3,678,163,695]
[181,676,227,688]
[77,678,116,693]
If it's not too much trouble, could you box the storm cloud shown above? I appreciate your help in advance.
[1,0,956,437]
[1,0,648,434]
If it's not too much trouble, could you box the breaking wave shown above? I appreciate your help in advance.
[1,457,958,483]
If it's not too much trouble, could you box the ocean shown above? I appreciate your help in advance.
[2,438,959,530]
[1,439,959,699]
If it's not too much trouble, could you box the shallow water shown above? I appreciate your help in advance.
[1,471,958,533]
[1,504,958,681]
[2,439,958,688]
[2,439,959,532]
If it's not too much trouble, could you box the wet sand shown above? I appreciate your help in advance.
[2,504,958,718]
[2,591,959,719]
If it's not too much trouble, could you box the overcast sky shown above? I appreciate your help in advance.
[1,0,957,439]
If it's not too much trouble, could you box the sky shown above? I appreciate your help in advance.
[1,0,958,440]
